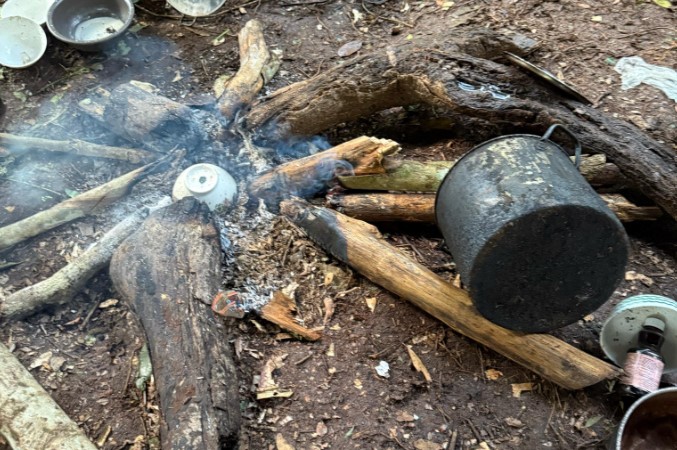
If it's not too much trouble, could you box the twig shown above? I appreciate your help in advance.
[135,4,182,19]
[361,1,414,28]
[464,418,483,443]
[447,430,459,450]
[79,299,102,331]
[280,235,294,266]
[4,177,66,198]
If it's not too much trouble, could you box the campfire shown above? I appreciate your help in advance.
[1,16,676,450]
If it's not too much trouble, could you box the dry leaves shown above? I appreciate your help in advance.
[406,345,432,382]
[275,433,295,450]
[365,297,378,312]
[485,369,503,381]
[323,297,335,325]
[338,40,363,58]
[625,270,654,286]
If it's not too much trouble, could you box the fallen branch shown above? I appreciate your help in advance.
[247,29,677,221]
[217,20,274,120]
[0,132,158,164]
[338,154,626,192]
[281,199,620,390]
[110,198,240,449]
[328,192,662,223]
[0,199,171,323]
[261,291,322,341]
[0,158,168,252]
[249,135,399,207]
[0,342,98,450]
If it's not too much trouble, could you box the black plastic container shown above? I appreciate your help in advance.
[435,124,629,332]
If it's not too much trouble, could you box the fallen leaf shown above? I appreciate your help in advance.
[625,270,654,286]
[406,345,432,382]
[485,369,503,381]
[172,71,183,82]
[315,421,328,436]
[653,0,672,7]
[511,382,536,398]
[257,353,294,399]
[354,378,363,390]
[582,314,595,322]
[99,298,119,309]
[351,8,363,23]
[4,206,15,213]
[505,417,524,428]
[435,0,454,10]
[477,442,490,450]
[584,414,603,428]
[275,433,295,450]
[366,297,378,312]
[323,297,335,325]
[414,439,443,450]
[327,342,335,357]
[338,40,363,58]
[591,15,603,22]
[30,351,53,370]
[396,410,416,422]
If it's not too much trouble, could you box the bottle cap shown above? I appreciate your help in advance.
[644,317,666,332]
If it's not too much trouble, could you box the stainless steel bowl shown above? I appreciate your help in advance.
[46,0,134,52]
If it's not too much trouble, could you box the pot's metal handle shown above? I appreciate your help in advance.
[541,124,582,169]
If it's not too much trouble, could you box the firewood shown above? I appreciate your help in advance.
[0,132,157,164]
[338,154,625,192]
[246,29,677,222]
[281,199,621,390]
[217,20,274,120]
[328,193,662,223]
[0,158,168,252]
[249,136,399,208]
[260,291,322,341]
[110,198,240,450]
[0,342,98,450]
[0,199,171,323]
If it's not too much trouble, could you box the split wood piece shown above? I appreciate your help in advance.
[0,158,167,252]
[110,198,240,450]
[281,199,621,390]
[0,342,98,450]
[339,154,626,192]
[0,132,158,164]
[246,30,677,222]
[249,136,400,208]
[217,20,273,120]
[79,83,224,152]
[261,291,322,341]
[328,193,662,224]
[0,199,171,323]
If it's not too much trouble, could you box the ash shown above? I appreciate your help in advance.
[215,190,293,313]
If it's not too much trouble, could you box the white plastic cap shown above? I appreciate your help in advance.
[644,317,666,332]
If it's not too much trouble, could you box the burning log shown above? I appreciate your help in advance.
[249,136,399,208]
[246,30,677,222]
[0,342,98,450]
[338,154,626,192]
[0,199,171,323]
[217,20,275,120]
[0,158,167,252]
[79,84,223,152]
[109,198,240,450]
[281,199,620,390]
[0,132,157,164]
[328,193,662,224]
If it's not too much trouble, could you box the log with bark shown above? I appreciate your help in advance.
[0,158,168,252]
[0,198,171,323]
[109,198,240,450]
[338,154,627,192]
[327,192,663,224]
[0,342,98,450]
[0,132,157,164]
[246,29,677,221]
[281,199,620,390]
[249,135,400,208]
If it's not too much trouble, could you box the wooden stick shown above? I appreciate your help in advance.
[0,132,157,164]
[261,291,322,341]
[338,155,625,192]
[0,342,98,450]
[328,192,662,223]
[0,158,167,252]
[281,199,621,390]
[110,198,240,449]
[249,136,400,208]
[0,199,171,322]
[217,20,273,120]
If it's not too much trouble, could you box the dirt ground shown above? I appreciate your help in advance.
[1,0,676,449]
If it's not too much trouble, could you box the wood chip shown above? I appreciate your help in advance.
[315,421,328,436]
[511,382,536,398]
[396,411,416,422]
[505,417,524,428]
[485,369,503,381]
[366,297,378,312]
[275,433,296,450]
[323,297,335,325]
[414,439,442,450]
[406,345,432,382]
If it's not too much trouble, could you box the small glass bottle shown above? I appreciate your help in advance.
[619,317,666,405]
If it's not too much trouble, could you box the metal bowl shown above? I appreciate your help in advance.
[46,0,134,52]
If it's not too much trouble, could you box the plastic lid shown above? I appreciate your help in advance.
[184,164,218,194]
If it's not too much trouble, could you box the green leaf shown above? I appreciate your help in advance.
[584,415,603,428]
[50,92,65,104]
[13,91,27,102]
[605,57,618,66]
[117,40,132,56]
[64,188,79,198]
[135,344,153,391]
[128,22,148,33]
[653,0,672,8]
